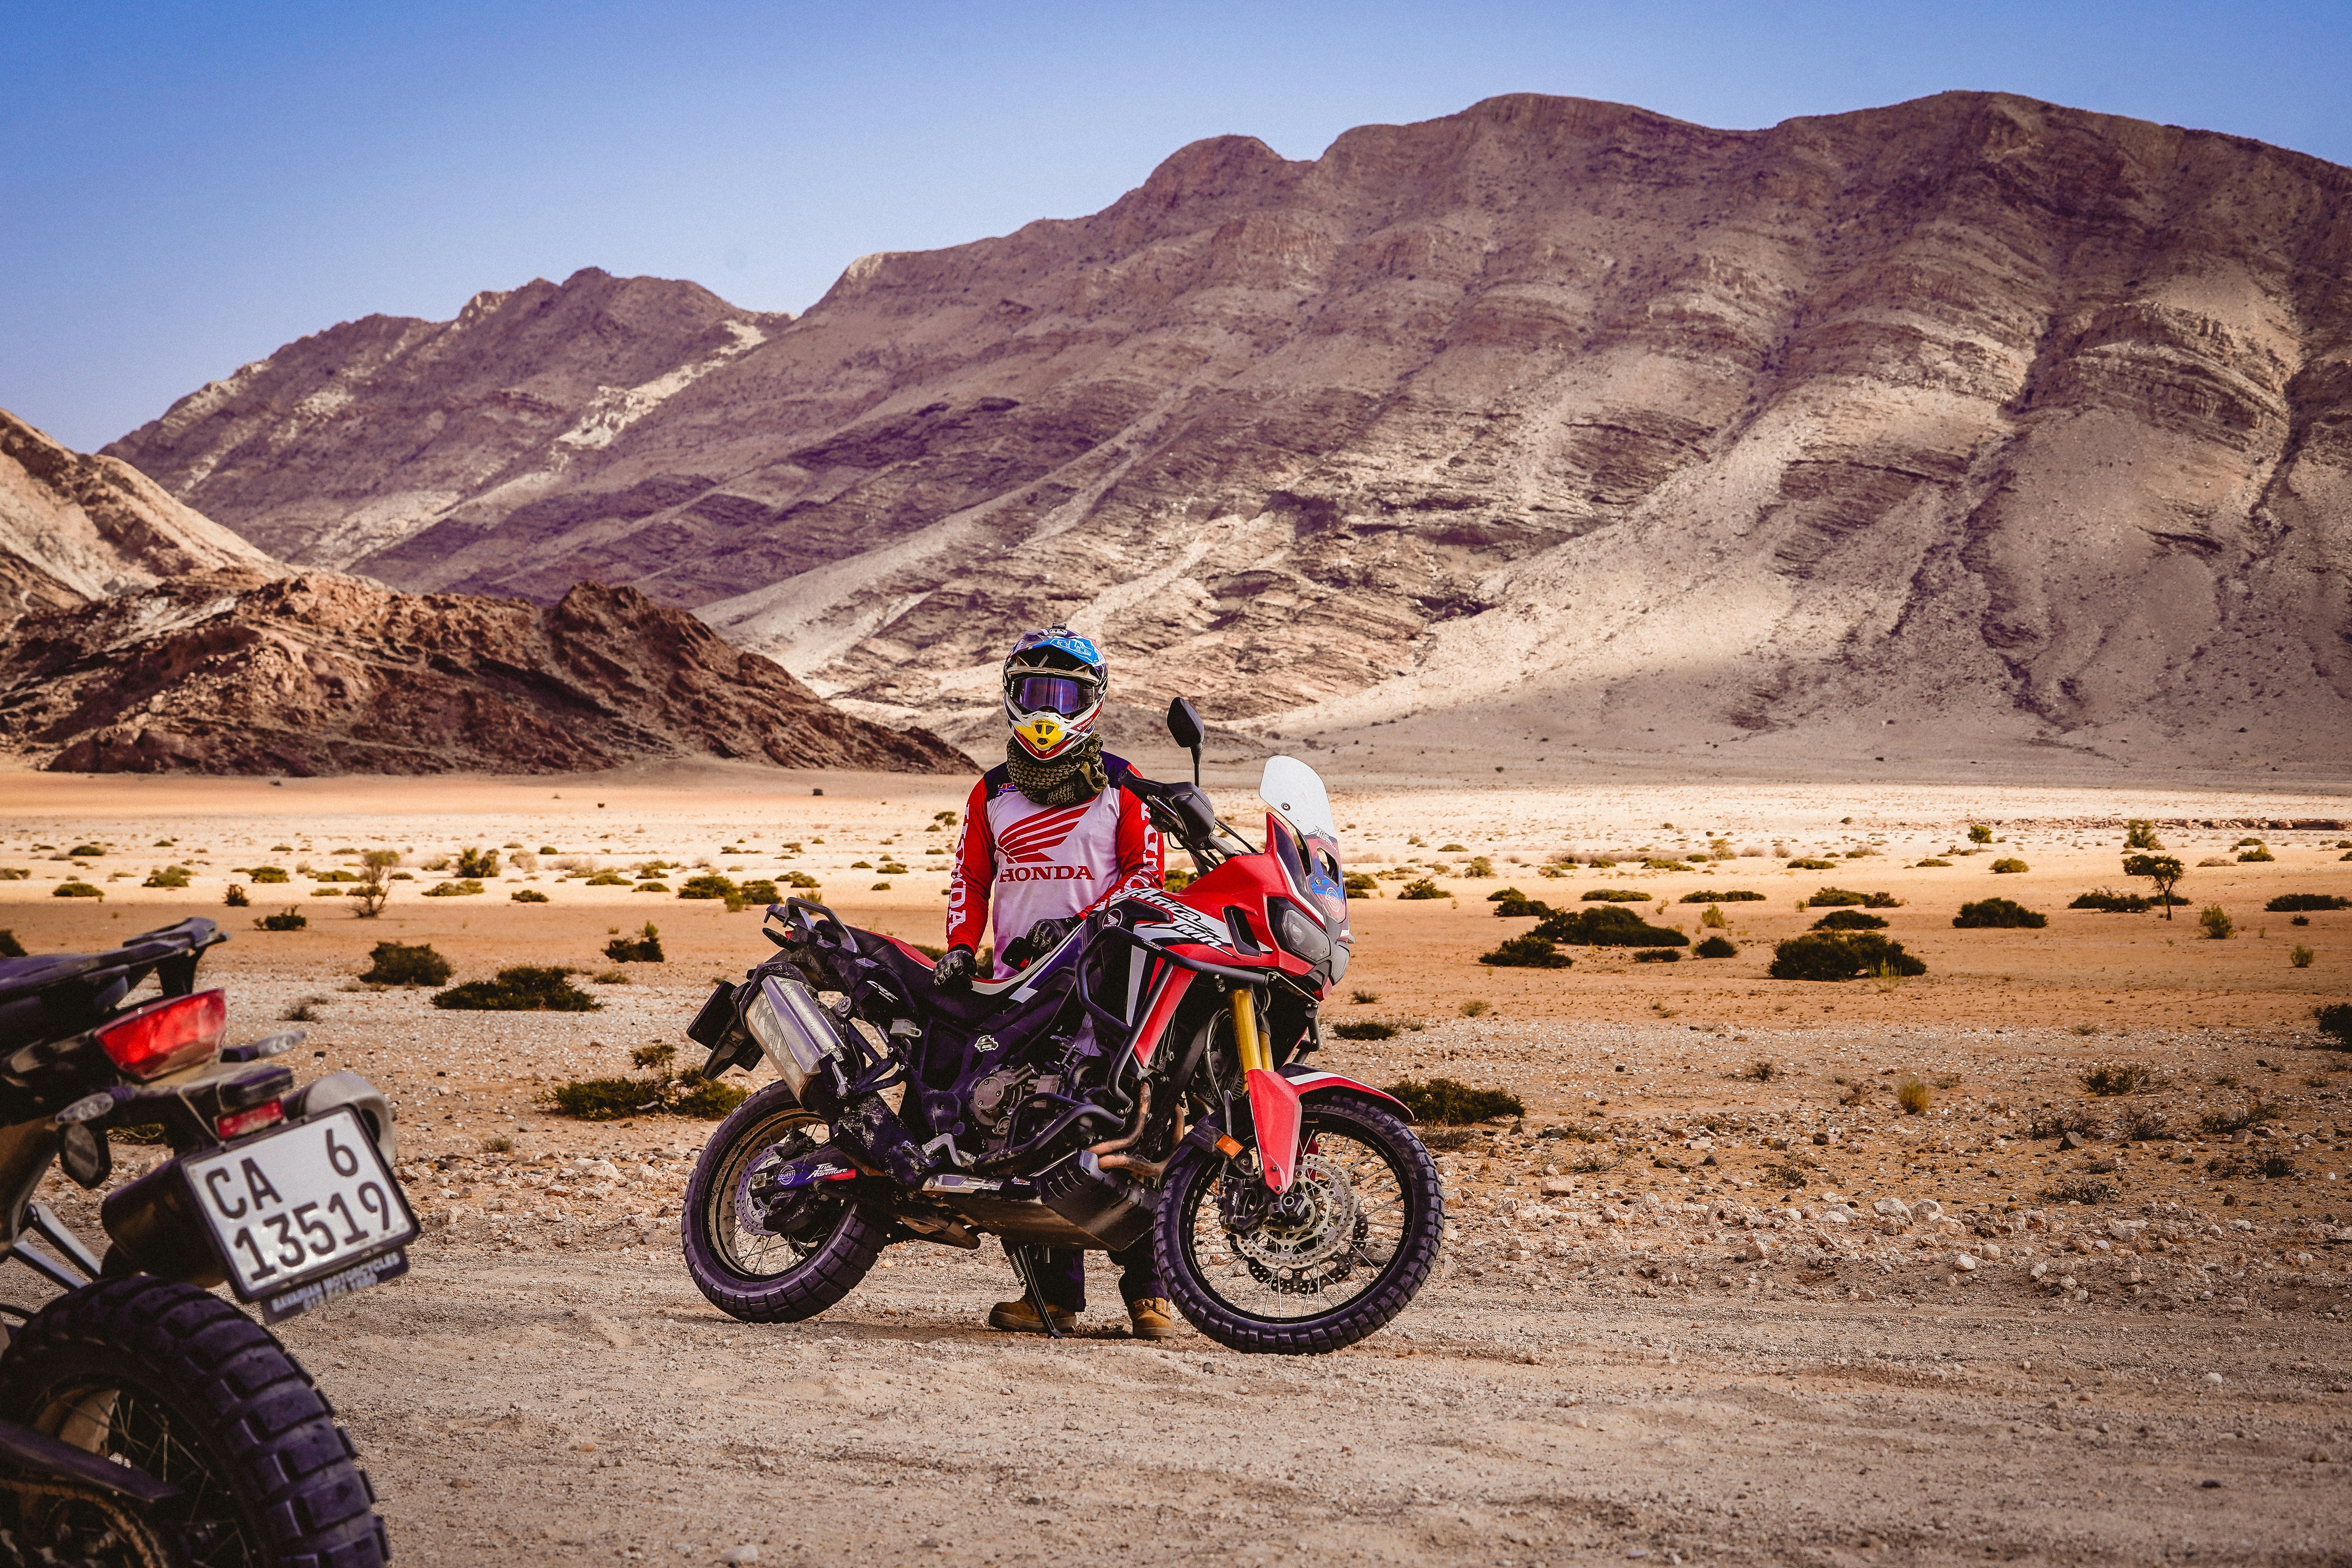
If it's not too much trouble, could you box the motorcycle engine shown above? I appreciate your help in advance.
[967,1065,1057,1160]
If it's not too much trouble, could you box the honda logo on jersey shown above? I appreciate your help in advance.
[995,804,1092,864]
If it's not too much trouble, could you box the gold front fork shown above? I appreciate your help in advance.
[1230,986,1269,1074]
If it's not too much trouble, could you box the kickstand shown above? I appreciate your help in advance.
[1006,1244,1065,1340]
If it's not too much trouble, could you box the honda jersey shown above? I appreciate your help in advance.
[946,755,1163,978]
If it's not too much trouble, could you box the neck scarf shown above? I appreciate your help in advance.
[1005,733,1107,807]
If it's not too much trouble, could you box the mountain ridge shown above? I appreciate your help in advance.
[105,91,2352,768]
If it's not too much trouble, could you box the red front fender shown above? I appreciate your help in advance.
[1277,1066,1414,1120]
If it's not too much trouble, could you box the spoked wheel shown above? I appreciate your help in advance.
[681,1080,887,1321]
[1157,1093,1443,1354]
[0,1276,387,1568]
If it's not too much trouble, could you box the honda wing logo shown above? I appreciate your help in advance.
[996,804,1091,864]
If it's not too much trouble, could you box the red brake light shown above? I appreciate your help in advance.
[96,990,227,1080]
[217,1101,285,1140]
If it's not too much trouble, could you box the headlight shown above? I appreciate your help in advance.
[1270,900,1332,964]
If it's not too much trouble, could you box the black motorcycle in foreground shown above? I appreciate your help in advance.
[0,917,409,1567]
[680,712,1444,1354]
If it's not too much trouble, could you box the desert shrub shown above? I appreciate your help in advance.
[1460,999,1491,1018]
[53,881,103,899]
[678,873,738,901]
[0,931,24,958]
[143,865,191,888]
[2198,905,2235,940]
[1396,879,1448,900]
[2125,820,2163,850]
[1480,934,1573,969]
[2071,888,2152,913]
[2238,845,2275,863]
[732,878,781,909]
[1332,1020,1397,1041]
[635,880,670,893]
[67,844,102,857]
[544,1064,744,1122]
[2267,894,2349,912]
[455,847,501,878]
[1537,905,1686,947]
[2027,1106,2104,1140]
[1642,858,1691,872]
[1460,857,1495,877]
[604,923,665,963]
[2291,945,2315,969]
[1811,909,1887,931]
[1487,887,1526,903]
[2317,1003,2352,1050]
[310,870,357,883]
[2041,1177,2115,1205]
[423,879,486,898]
[1681,889,1764,903]
[432,965,601,1012]
[1632,947,1681,963]
[254,909,307,931]
[1693,934,1738,958]
[1698,906,1728,929]
[1768,931,1926,981]
[1991,857,2028,874]
[1787,858,1837,870]
[2199,1097,2279,1135]
[585,872,630,886]
[1383,1077,1524,1124]
[1343,872,1378,897]
[877,861,909,876]
[1163,869,1195,892]
[2117,1105,2174,1141]
[361,942,452,985]
[1968,825,1993,844]
[1741,1061,1778,1082]
[223,885,250,907]
[1953,897,2047,929]
[510,889,550,903]
[1580,888,1649,902]
[1437,843,1467,853]
[2080,1062,2158,1096]
[0,869,24,881]
[1895,1076,1931,1114]
[1915,858,1953,867]
[1804,887,1865,907]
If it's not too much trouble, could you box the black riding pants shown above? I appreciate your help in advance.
[1029,1238,1162,1312]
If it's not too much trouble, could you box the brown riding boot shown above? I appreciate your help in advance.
[987,1298,1076,1334]
[1125,1297,1176,1339]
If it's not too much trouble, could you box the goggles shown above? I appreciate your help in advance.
[1007,673,1097,718]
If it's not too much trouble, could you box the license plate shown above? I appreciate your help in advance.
[180,1107,418,1304]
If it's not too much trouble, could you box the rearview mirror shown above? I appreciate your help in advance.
[1166,697,1203,751]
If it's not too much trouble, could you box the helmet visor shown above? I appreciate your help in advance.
[1008,673,1096,717]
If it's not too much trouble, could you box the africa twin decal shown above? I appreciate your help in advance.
[1123,888,1233,949]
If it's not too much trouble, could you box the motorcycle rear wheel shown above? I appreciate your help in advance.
[1157,1093,1442,1354]
[0,1275,387,1568]
[681,1080,887,1322]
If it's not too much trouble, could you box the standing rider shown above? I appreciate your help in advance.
[934,627,1175,1340]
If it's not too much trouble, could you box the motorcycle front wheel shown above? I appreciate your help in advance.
[681,1080,887,1322]
[1156,1092,1443,1354]
[0,1275,387,1568]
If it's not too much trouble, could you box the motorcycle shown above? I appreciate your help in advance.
[678,701,1444,1354]
[0,916,408,1567]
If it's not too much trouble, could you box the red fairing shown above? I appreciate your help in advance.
[1246,1068,1304,1193]
[1153,853,1318,979]
[1279,1067,1415,1120]
[1128,968,1194,1065]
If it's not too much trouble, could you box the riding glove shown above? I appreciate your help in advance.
[932,944,976,991]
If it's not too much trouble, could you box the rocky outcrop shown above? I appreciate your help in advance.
[0,570,965,775]
[108,93,2352,766]
[1,408,279,617]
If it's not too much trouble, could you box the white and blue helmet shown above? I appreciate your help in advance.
[1002,626,1105,762]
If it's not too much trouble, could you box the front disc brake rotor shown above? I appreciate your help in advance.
[1230,1154,1361,1286]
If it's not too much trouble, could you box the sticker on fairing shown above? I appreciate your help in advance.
[1122,889,1231,949]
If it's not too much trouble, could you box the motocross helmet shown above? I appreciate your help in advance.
[1002,626,1105,762]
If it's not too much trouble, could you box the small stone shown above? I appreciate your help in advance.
[1739,1239,1771,1263]
[1701,1153,1719,1166]
[2059,1131,2085,1151]
[1812,1131,1831,1145]
[1953,1252,1979,1272]
[1540,1177,1576,1196]
[720,1550,760,1565]
[1873,1198,1913,1221]
[2206,1372,2224,1385]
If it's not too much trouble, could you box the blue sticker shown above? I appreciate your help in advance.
[1013,628,1101,667]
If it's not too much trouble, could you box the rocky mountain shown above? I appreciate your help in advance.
[0,570,965,775]
[109,93,2352,768]
[1,408,279,617]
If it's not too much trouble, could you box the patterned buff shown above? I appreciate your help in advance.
[1004,732,1108,808]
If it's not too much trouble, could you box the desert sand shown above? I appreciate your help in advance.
[3,762,2348,1564]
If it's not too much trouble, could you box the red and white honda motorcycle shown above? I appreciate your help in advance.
[678,701,1442,1353]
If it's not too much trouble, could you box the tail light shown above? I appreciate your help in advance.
[95,990,227,1080]
[217,1101,285,1140]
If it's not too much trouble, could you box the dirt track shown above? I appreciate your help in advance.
[5,769,2350,1564]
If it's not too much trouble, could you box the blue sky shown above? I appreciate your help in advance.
[6,0,2349,450]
